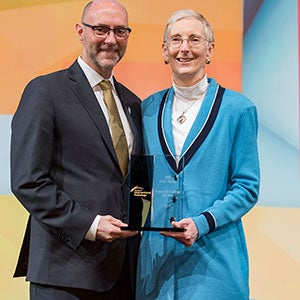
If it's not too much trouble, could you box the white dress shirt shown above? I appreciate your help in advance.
[77,57,134,241]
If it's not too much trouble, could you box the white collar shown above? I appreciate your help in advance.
[77,57,115,91]
[173,75,209,102]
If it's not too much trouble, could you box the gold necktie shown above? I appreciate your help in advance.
[99,80,129,177]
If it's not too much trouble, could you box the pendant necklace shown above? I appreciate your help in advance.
[176,99,199,124]
[173,75,208,124]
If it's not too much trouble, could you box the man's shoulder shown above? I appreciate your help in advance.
[24,61,80,90]
[113,79,141,103]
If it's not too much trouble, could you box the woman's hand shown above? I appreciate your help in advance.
[160,218,198,247]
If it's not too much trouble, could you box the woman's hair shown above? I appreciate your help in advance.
[163,9,214,43]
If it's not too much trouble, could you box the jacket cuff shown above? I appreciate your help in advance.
[192,212,216,239]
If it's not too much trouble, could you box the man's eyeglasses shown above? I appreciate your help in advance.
[168,35,207,49]
[82,23,131,39]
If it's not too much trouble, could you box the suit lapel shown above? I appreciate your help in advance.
[66,62,117,161]
[114,79,140,154]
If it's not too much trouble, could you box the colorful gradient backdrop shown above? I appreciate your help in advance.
[0,0,299,299]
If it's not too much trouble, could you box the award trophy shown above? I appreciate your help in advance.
[121,154,184,232]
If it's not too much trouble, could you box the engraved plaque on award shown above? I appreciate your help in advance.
[121,154,184,232]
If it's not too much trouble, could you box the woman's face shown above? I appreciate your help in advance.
[163,17,214,87]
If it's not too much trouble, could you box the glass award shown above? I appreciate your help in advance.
[121,154,184,232]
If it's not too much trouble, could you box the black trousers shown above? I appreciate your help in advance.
[30,250,134,300]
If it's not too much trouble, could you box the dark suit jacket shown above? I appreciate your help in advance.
[10,61,143,292]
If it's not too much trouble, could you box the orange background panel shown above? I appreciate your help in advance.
[0,0,242,114]
[0,0,80,10]
[124,24,166,62]
[115,62,172,99]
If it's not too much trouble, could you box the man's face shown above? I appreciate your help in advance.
[76,1,129,78]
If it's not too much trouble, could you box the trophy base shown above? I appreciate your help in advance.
[121,226,184,232]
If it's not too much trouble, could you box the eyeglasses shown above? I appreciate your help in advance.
[82,23,131,39]
[168,35,207,49]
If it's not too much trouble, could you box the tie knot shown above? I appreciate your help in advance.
[99,80,112,91]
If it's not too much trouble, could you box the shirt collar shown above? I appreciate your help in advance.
[77,56,115,91]
[172,75,209,101]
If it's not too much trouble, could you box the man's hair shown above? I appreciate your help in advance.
[81,1,93,22]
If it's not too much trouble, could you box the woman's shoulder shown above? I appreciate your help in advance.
[222,88,256,110]
[208,78,255,109]
[142,88,171,110]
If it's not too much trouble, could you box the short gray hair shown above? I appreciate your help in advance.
[163,9,214,43]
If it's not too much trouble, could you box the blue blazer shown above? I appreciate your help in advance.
[11,61,143,292]
[137,78,260,300]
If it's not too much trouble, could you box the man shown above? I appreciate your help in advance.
[11,0,142,299]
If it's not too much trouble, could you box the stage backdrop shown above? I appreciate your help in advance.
[0,0,299,299]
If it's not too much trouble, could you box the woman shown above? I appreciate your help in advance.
[136,9,260,300]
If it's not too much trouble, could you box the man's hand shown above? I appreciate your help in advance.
[160,218,198,247]
[96,215,138,242]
